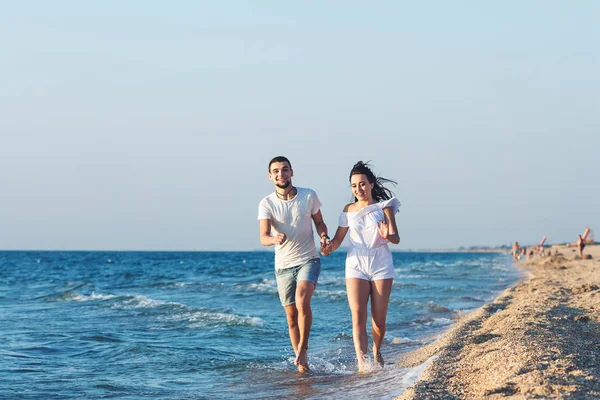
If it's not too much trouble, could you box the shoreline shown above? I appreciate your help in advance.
[395,245,600,399]
[396,249,508,253]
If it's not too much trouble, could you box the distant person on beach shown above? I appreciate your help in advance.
[577,234,586,258]
[536,245,545,256]
[321,161,400,372]
[511,242,520,262]
[257,156,329,373]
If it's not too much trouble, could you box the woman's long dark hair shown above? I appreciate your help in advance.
[349,161,396,202]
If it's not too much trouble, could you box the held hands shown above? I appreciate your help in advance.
[272,233,287,245]
[320,234,332,256]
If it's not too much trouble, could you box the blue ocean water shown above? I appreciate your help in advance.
[0,251,519,399]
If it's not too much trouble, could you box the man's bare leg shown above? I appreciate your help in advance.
[294,280,316,372]
[283,304,300,355]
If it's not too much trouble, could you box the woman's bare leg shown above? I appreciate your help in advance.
[370,278,393,367]
[346,278,371,372]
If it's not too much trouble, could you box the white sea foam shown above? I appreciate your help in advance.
[72,292,117,302]
[69,289,264,328]
[411,317,455,328]
[422,261,445,268]
[303,356,353,375]
[317,276,347,285]
[391,336,419,345]
[314,289,347,300]
[395,274,428,279]
[460,295,485,302]
[430,318,453,327]
[266,354,355,375]
[175,311,265,328]
[400,355,438,388]
[247,279,277,292]
[155,282,198,289]
[114,295,186,309]
[425,301,453,313]
[66,290,189,311]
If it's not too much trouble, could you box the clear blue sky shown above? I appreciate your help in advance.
[1,1,598,251]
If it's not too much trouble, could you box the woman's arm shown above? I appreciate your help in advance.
[324,226,349,255]
[379,207,400,244]
[321,204,351,256]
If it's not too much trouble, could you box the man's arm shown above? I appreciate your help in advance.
[259,219,286,246]
[311,210,328,240]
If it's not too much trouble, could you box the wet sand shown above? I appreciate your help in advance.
[396,245,600,399]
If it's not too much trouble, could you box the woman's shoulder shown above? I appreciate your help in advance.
[342,203,353,213]
[379,197,400,212]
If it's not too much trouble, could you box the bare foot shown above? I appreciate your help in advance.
[295,348,309,373]
[375,351,384,368]
[357,355,372,373]
[297,364,309,373]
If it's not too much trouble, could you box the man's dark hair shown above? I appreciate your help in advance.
[268,156,292,172]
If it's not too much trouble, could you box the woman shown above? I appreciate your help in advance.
[321,161,400,372]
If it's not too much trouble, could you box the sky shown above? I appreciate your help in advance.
[1,1,598,251]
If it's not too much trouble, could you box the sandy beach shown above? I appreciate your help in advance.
[396,245,600,399]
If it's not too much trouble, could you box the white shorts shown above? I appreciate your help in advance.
[345,246,395,281]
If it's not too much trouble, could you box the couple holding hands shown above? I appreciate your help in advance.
[258,156,400,373]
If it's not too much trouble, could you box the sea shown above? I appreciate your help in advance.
[0,250,520,399]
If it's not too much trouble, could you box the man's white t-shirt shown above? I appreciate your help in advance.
[257,187,321,270]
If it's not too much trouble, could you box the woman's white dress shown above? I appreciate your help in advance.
[338,198,400,281]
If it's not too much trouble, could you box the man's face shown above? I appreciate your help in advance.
[269,161,293,189]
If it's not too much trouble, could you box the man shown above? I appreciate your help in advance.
[511,241,520,262]
[257,156,329,372]
[577,234,586,258]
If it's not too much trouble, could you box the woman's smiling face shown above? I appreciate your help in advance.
[351,174,374,202]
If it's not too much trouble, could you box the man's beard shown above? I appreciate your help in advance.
[276,180,291,189]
